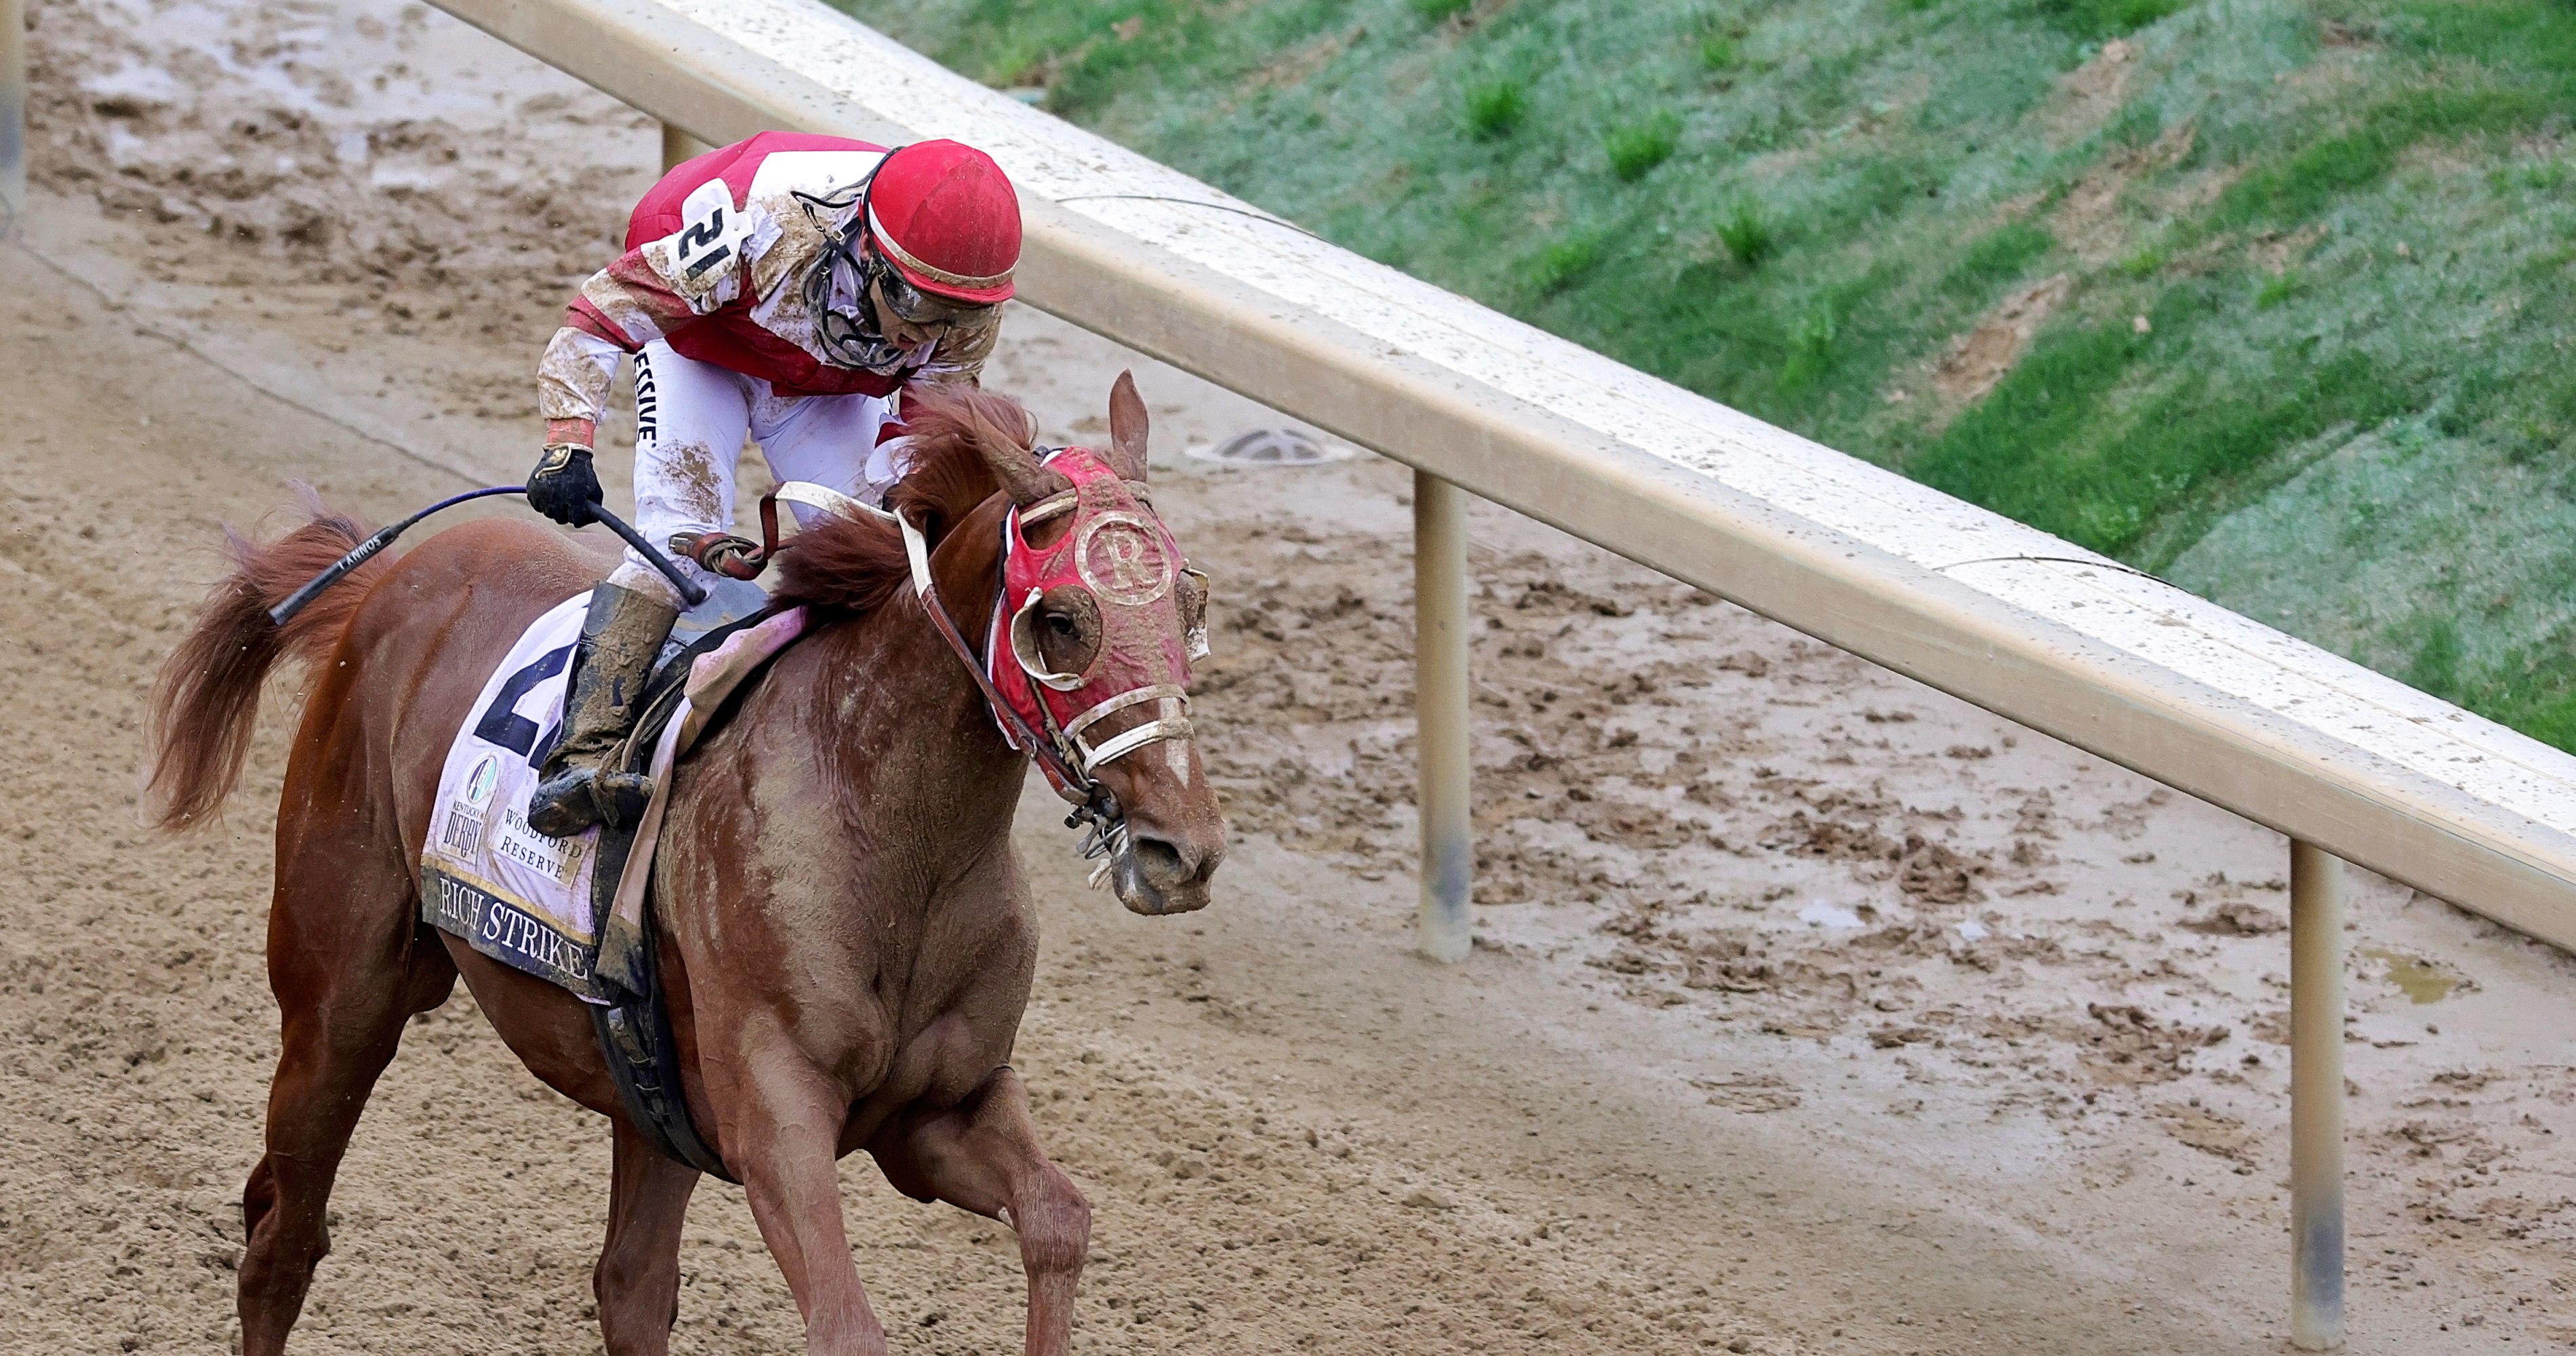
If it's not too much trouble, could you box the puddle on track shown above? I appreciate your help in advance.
[2362,946,2466,1005]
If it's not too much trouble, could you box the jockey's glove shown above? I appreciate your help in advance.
[527,443,602,527]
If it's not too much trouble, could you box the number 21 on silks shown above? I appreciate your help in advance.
[670,178,747,293]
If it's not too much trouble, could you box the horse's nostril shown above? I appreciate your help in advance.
[1130,835,1190,884]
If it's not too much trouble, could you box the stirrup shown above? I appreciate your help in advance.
[526,767,655,837]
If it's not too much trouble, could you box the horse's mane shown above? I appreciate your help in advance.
[770,384,1026,614]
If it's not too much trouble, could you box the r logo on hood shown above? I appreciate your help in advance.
[1077,513,1175,607]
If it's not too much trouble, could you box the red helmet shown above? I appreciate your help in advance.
[865,140,1022,305]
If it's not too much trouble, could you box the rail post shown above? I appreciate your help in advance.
[662,123,709,172]
[2290,839,2347,1349]
[1415,470,1472,961]
[1,0,26,238]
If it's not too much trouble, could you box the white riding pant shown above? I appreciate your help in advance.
[610,339,902,604]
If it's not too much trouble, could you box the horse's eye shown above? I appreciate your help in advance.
[1047,613,1079,639]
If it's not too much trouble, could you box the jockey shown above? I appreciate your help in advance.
[522,132,1021,836]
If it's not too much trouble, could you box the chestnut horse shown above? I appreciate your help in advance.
[143,378,1225,1355]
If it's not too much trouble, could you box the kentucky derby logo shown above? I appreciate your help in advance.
[464,754,500,807]
[1076,512,1174,607]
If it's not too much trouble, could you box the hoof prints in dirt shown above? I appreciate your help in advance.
[31,0,652,384]
[1182,502,2576,1332]
[1196,527,1745,902]
[1182,516,2518,1135]
[1190,522,2106,1052]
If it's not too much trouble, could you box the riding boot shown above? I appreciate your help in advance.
[525,582,682,837]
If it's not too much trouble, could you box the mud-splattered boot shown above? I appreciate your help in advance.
[525,582,681,837]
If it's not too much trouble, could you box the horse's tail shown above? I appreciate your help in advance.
[144,490,388,830]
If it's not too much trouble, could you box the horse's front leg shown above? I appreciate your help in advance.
[710,1042,889,1356]
[872,1069,1091,1356]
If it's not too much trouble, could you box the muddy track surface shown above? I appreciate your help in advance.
[7,1,2576,1353]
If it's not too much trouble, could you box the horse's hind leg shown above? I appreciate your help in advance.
[872,1069,1091,1356]
[239,849,455,1356]
[595,1119,702,1355]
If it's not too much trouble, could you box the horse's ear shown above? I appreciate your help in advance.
[967,396,1070,508]
[1107,370,1149,482]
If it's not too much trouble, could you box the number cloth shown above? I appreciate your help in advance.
[420,587,813,1001]
[419,591,616,999]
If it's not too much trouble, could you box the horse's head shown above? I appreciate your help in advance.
[942,373,1228,915]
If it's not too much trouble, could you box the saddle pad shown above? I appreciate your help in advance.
[419,586,812,1004]
[419,591,616,1001]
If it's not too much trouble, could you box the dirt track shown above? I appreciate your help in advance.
[8,1,2576,1352]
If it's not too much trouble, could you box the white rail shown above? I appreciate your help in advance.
[416,0,2575,1342]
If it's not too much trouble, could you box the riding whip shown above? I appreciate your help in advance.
[267,487,710,627]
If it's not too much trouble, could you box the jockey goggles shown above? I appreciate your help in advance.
[794,148,1000,375]
[875,268,993,329]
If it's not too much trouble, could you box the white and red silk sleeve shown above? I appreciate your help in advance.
[862,413,917,506]
[535,251,712,443]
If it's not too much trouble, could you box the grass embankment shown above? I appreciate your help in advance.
[841,0,2576,747]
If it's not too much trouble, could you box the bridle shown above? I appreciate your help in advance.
[769,464,1202,880]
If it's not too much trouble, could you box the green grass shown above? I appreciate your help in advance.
[1464,79,1527,139]
[2034,0,2190,40]
[1715,199,1775,268]
[1914,305,2413,559]
[1533,233,1606,294]
[1604,113,1682,182]
[2209,88,2554,232]
[2407,618,2466,701]
[1943,222,2054,301]
[837,0,2576,751]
